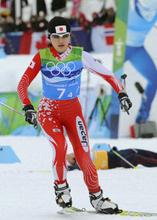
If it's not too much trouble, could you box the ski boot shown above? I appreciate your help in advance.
[54,182,72,208]
[89,190,119,214]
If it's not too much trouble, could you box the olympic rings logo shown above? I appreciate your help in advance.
[46,61,76,76]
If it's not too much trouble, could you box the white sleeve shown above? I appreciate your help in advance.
[82,50,114,76]
[82,51,124,93]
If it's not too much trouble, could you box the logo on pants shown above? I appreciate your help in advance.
[76,116,88,152]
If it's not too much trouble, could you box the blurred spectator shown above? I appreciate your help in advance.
[15,16,28,32]
[24,21,32,32]
[3,15,15,33]
[0,15,5,24]
[0,14,5,25]
[37,0,47,16]
[106,7,115,25]
[30,15,38,31]
[97,8,108,25]
[11,0,28,24]
[51,0,66,13]
[15,16,37,33]
[72,0,82,15]
[77,13,90,30]
[0,15,5,33]
[91,12,99,27]
[21,0,28,7]
[68,11,78,27]
[35,11,48,32]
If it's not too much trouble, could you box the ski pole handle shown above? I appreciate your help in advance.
[135,82,147,101]
[135,82,144,94]
[120,74,131,115]
[121,74,127,90]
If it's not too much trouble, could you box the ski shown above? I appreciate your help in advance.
[57,206,157,217]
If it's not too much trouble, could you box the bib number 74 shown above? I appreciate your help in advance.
[57,88,72,99]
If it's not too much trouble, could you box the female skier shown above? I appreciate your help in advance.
[17,16,132,214]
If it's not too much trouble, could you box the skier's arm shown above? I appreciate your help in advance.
[82,51,132,111]
[17,52,41,106]
[82,51,124,94]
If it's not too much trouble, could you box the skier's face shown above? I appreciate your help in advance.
[50,33,71,54]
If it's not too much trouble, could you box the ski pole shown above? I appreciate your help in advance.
[0,101,38,129]
[121,74,130,115]
[135,82,147,101]
[121,74,127,90]
[0,101,25,116]
[108,144,137,169]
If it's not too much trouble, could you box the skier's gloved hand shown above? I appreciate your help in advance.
[118,91,132,114]
[23,105,38,128]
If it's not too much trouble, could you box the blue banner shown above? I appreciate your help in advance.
[4,27,114,55]
[4,32,23,54]
[71,27,93,52]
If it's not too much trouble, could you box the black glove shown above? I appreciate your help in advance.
[118,92,132,114]
[23,105,38,128]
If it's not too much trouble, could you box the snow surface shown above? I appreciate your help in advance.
[0,135,157,220]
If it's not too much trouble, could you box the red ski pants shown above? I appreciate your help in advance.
[37,96,100,193]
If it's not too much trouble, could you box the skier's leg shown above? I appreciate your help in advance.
[63,100,100,193]
[133,149,157,160]
[120,149,157,160]
[126,46,157,123]
[121,154,157,168]
[37,98,72,208]
[62,98,119,213]
[38,114,68,184]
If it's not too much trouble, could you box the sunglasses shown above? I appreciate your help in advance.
[51,33,71,39]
